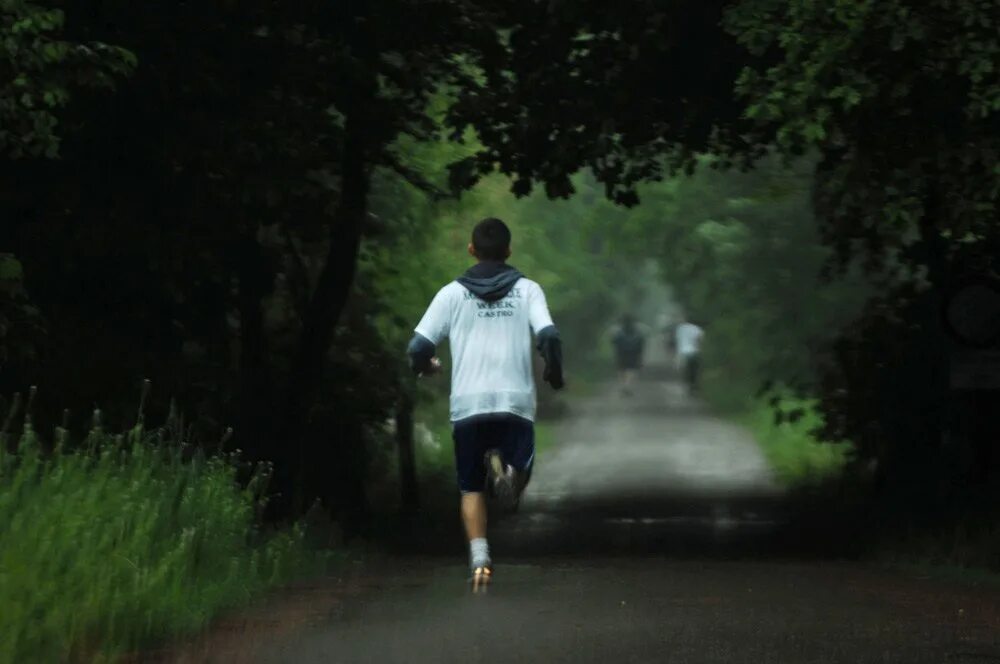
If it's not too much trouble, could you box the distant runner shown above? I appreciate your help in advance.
[612,314,645,396]
[407,218,564,588]
[675,317,704,394]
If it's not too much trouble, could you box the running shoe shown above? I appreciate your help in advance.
[485,450,518,511]
[470,565,493,591]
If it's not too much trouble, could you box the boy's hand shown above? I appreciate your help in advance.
[423,357,442,376]
[545,367,565,390]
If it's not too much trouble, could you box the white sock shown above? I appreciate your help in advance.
[469,537,491,568]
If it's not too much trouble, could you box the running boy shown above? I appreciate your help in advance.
[612,313,645,396]
[675,316,704,394]
[407,218,564,585]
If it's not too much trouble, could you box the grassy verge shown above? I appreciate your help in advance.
[881,530,1000,582]
[701,372,852,488]
[739,398,852,487]
[0,417,320,663]
[703,371,1000,577]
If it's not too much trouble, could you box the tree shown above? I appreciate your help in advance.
[448,0,1000,490]
[724,0,1000,277]
[1,0,134,158]
[1,0,509,521]
[722,0,1000,490]
[447,0,752,204]
[614,157,869,407]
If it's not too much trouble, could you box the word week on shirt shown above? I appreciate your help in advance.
[463,288,523,319]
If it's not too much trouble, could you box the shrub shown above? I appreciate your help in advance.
[0,391,315,663]
[742,396,852,488]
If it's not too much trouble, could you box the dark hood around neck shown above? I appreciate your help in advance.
[456,262,525,302]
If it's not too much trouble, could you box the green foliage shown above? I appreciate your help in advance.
[0,253,44,370]
[736,394,851,487]
[0,417,316,662]
[720,0,1000,483]
[447,0,749,203]
[436,0,1000,495]
[583,157,866,483]
[0,1,506,517]
[366,142,659,393]
[2,0,995,554]
[367,156,866,498]
[0,0,134,158]
[449,172,648,364]
[624,157,870,398]
[724,0,1000,272]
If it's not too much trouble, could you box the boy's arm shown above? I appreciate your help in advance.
[537,326,564,390]
[408,287,451,376]
[528,283,565,390]
[407,333,438,375]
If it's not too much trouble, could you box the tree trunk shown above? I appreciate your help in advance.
[914,173,955,495]
[395,388,420,514]
[282,103,372,514]
[235,233,271,460]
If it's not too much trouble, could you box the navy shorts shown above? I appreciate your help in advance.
[452,415,535,493]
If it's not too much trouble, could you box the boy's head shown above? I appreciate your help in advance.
[469,217,512,262]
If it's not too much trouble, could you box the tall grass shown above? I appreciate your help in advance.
[739,397,852,487]
[701,371,852,487]
[0,388,316,663]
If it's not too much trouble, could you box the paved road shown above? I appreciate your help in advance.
[252,375,1000,664]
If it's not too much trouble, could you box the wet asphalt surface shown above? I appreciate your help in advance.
[255,374,1000,664]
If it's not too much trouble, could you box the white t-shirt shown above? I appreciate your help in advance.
[415,278,554,422]
[675,322,704,356]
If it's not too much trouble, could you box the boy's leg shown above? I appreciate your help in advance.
[684,354,699,393]
[619,365,631,395]
[460,492,488,540]
[495,416,535,508]
[453,419,492,571]
[462,493,493,587]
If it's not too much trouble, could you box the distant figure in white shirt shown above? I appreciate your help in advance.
[674,317,704,394]
[407,218,563,588]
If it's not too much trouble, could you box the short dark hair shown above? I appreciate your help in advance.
[472,217,511,261]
